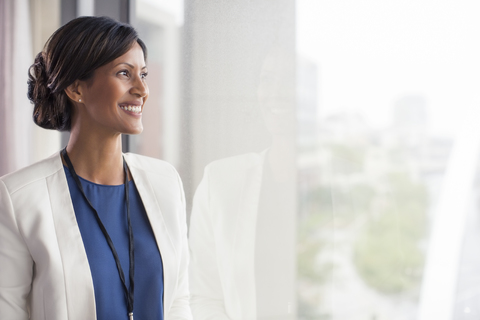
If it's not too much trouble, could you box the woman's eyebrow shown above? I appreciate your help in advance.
[114,62,147,70]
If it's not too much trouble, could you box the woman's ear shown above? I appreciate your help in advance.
[64,80,83,103]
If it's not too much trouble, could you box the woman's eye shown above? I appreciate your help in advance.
[141,72,148,79]
[118,70,129,77]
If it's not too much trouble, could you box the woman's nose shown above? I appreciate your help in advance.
[131,76,148,98]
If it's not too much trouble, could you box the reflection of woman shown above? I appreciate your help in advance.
[188,46,296,320]
[0,17,191,320]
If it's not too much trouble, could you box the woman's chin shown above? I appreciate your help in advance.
[123,125,144,135]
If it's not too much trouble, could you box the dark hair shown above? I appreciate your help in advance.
[27,16,147,131]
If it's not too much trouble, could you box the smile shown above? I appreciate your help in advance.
[119,105,142,114]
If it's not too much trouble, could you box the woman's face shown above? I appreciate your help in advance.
[76,42,149,135]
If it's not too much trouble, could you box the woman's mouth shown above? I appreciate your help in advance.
[119,105,142,114]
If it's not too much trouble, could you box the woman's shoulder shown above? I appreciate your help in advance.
[0,152,62,194]
[123,153,179,177]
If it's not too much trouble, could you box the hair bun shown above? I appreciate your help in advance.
[28,52,70,131]
[28,52,50,104]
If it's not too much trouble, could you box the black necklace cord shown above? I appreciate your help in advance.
[123,159,135,316]
[61,148,135,319]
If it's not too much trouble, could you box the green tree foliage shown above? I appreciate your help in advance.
[353,172,428,294]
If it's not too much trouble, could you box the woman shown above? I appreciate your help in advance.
[0,16,191,320]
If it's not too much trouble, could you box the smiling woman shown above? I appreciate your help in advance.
[0,16,192,320]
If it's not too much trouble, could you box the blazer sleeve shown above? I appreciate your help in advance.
[188,167,231,320]
[167,169,193,320]
[0,180,33,320]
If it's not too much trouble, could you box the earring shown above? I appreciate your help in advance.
[79,99,82,102]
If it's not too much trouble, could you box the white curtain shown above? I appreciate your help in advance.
[0,0,33,176]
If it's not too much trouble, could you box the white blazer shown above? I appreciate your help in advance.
[0,152,192,320]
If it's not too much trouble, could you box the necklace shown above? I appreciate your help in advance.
[61,148,135,320]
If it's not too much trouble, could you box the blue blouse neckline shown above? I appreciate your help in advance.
[63,164,134,188]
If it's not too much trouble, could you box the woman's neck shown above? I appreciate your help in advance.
[64,131,126,185]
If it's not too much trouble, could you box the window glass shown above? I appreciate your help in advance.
[133,1,480,319]
[296,1,480,319]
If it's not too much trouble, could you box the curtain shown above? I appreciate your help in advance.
[0,0,15,176]
[0,0,33,176]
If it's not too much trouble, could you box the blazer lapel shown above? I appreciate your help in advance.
[125,158,176,314]
[47,153,96,320]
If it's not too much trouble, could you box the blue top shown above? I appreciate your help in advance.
[64,166,164,320]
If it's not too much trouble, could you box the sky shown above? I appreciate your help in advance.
[296,0,480,137]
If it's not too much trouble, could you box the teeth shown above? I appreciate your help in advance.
[120,105,142,114]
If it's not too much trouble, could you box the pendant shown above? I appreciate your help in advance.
[128,312,134,320]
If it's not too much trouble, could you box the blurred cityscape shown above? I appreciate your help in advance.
[296,55,454,319]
